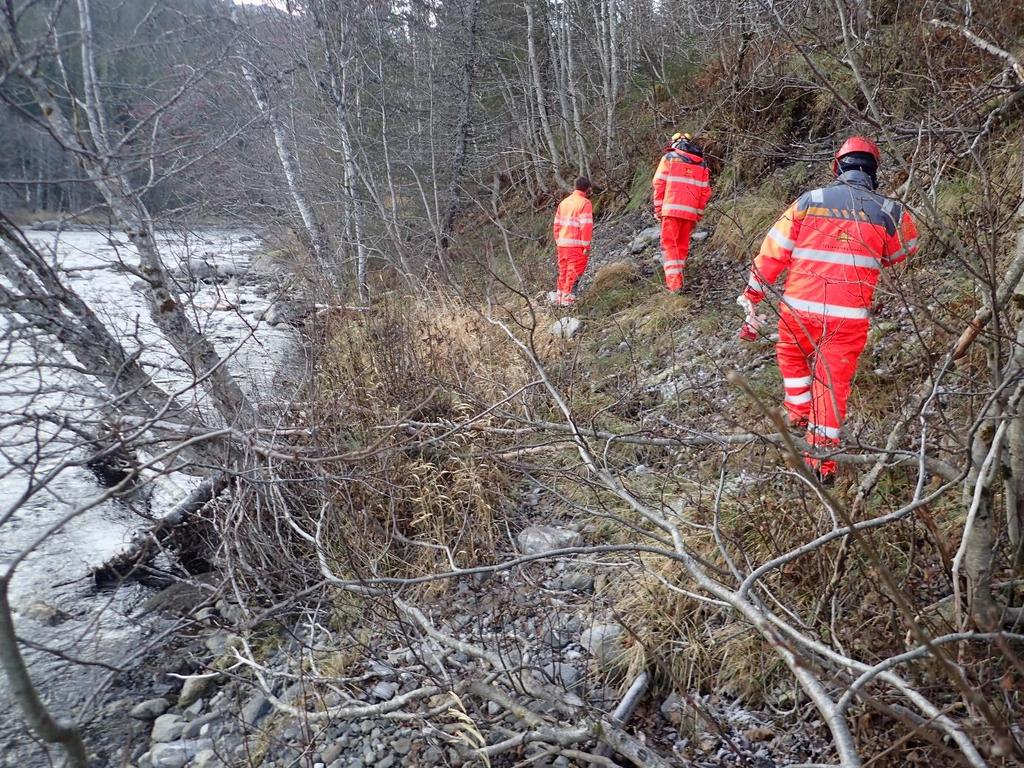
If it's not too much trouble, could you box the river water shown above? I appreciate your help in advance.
[0,227,294,756]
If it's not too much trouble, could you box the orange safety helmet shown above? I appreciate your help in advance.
[832,136,881,175]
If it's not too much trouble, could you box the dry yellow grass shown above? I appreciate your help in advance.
[708,192,786,261]
[591,260,640,293]
[304,290,541,589]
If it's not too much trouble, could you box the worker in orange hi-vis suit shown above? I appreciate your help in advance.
[737,136,919,481]
[652,132,712,293]
[552,176,594,306]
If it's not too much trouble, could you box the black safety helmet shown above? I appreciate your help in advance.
[671,131,703,158]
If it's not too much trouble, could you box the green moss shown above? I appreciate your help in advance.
[625,165,653,213]
[248,622,286,661]
[933,174,977,219]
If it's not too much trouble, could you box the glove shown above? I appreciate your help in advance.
[736,294,766,341]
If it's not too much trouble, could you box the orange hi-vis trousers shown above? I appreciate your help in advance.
[660,217,694,291]
[557,246,588,298]
[776,308,869,473]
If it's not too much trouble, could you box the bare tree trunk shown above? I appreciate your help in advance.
[310,0,369,300]
[731,8,753,93]
[360,7,415,277]
[562,7,588,176]
[240,57,331,267]
[0,221,197,425]
[342,102,368,300]
[547,3,574,166]
[606,0,619,162]
[590,0,619,162]
[12,66,259,431]
[75,0,111,155]
[959,419,1003,630]
[0,578,88,768]
[525,2,569,191]
[957,305,1024,629]
[438,0,483,274]
[1007,411,1024,564]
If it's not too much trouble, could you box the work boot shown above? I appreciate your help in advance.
[558,293,577,307]
[787,414,809,430]
[803,453,837,486]
[808,460,837,486]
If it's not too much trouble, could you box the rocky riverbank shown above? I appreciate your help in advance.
[0,228,297,766]
[82,520,831,768]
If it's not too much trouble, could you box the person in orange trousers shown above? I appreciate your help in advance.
[737,136,919,481]
[552,176,593,306]
[652,132,712,292]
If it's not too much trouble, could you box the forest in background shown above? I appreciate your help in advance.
[2,0,1024,766]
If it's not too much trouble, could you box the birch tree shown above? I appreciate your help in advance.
[234,5,333,269]
[0,4,265,759]
[308,0,370,298]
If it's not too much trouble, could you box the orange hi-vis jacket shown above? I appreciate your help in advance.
[553,190,593,250]
[653,149,711,221]
[744,170,918,319]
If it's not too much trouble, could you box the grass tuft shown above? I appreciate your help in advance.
[590,260,641,294]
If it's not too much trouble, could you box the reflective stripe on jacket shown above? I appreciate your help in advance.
[553,190,593,249]
[744,170,919,319]
[653,149,712,222]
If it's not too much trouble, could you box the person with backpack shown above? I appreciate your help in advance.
[652,132,712,293]
[737,136,919,481]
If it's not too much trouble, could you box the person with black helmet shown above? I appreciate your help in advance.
[736,136,919,481]
[652,132,712,293]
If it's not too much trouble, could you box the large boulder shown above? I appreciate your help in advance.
[540,660,582,690]
[629,226,661,254]
[150,713,185,743]
[148,739,213,768]
[262,302,295,327]
[20,601,69,626]
[214,260,246,279]
[549,317,582,339]
[191,749,224,768]
[183,257,218,281]
[178,675,216,708]
[550,569,594,592]
[182,712,221,739]
[580,622,626,671]
[241,694,271,727]
[370,681,399,701]
[516,526,583,555]
[130,698,170,720]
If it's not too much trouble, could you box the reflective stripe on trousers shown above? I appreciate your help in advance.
[661,217,694,291]
[775,307,869,443]
[556,246,589,297]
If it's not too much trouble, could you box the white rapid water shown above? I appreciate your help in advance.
[0,227,295,740]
